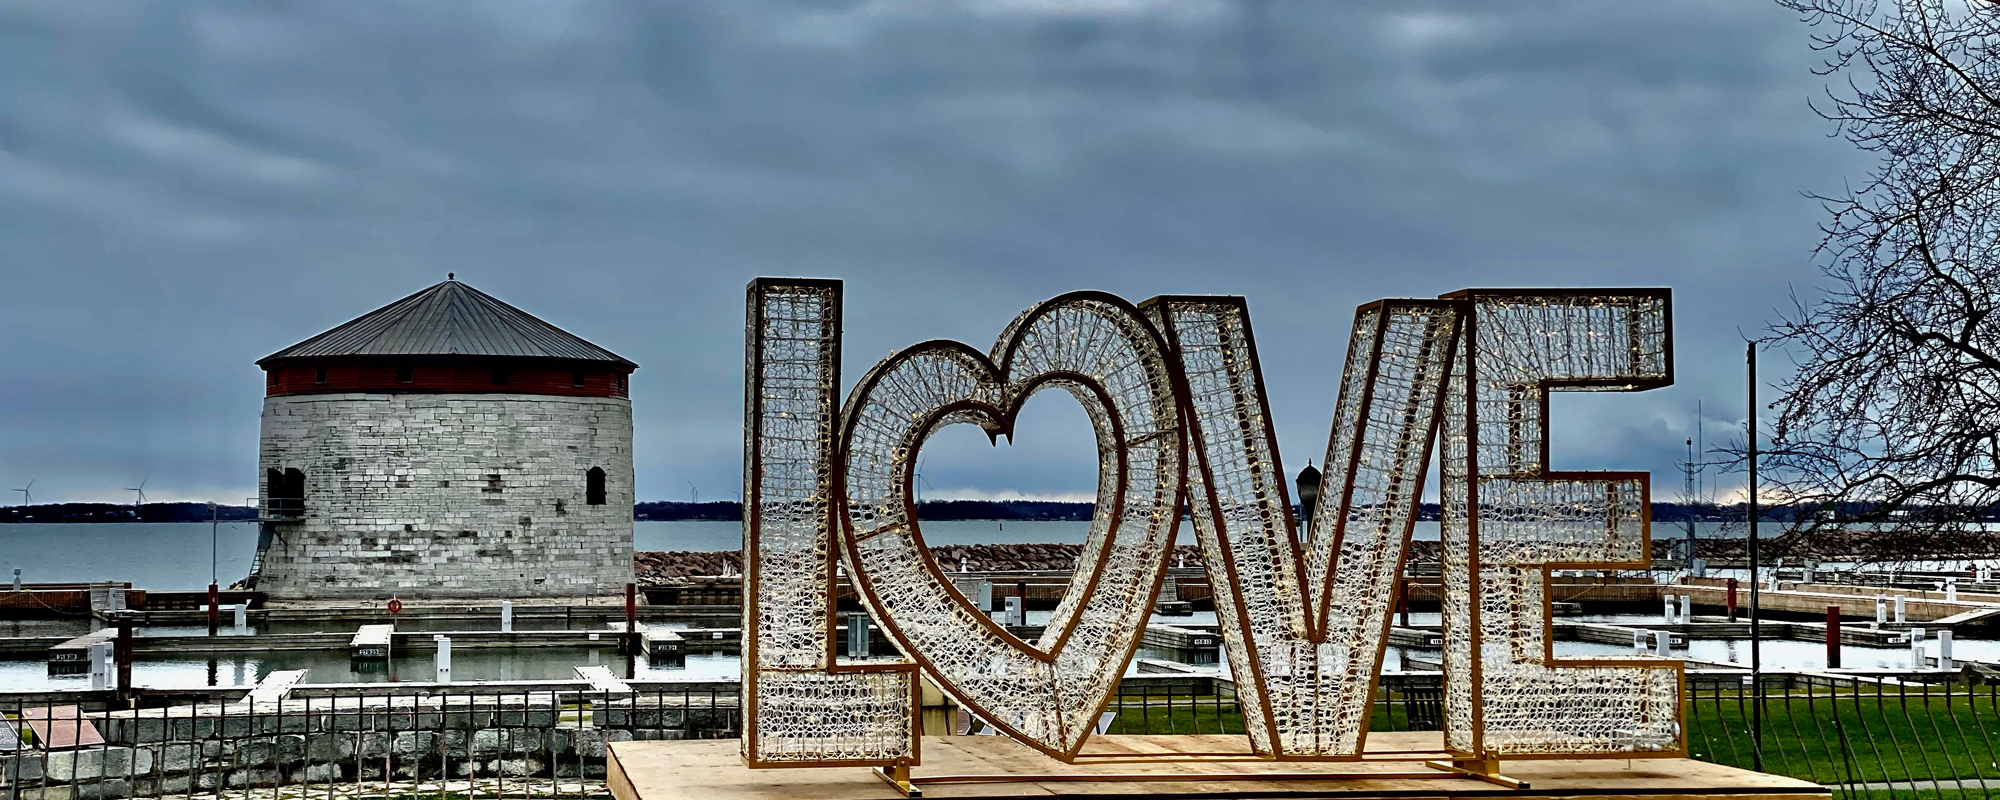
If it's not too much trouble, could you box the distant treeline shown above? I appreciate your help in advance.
[9,499,1983,525]
[0,503,261,523]
[632,500,1099,521]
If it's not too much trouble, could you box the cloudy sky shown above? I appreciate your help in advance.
[0,0,1859,507]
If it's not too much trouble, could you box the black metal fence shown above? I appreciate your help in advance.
[1,682,738,800]
[6,672,1995,799]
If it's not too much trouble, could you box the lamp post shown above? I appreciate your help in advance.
[1295,460,1322,537]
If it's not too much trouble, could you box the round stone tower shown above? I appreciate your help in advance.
[252,279,636,599]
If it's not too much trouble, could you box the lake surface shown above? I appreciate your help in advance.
[0,520,1772,590]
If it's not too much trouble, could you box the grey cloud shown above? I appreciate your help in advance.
[0,0,1856,506]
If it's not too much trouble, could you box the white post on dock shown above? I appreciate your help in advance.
[1938,630,1954,670]
[233,603,247,634]
[1680,595,1693,622]
[1945,579,1957,603]
[501,600,513,633]
[975,581,994,612]
[1875,596,1887,629]
[1895,595,1907,624]
[1633,629,1647,654]
[1004,596,1025,627]
[845,611,869,659]
[1654,630,1672,657]
[435,635,452,683]
[1908,627,1925,669]
[88,640,111,690]
[11,568,19,592]
[1663,595,1676,623]
[959,556,969,573]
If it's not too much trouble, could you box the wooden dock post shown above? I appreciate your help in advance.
[1824,606,1840,668]
[625,582,637,680]
[113,613,134,694]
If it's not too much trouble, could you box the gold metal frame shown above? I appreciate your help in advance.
[741,280,1682,772]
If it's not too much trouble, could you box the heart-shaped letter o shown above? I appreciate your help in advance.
[837,292,1184,760]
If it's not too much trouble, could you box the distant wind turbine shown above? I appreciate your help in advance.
[687,481,699,505]
[12,479,31,506]
[126,479,148,510]
[914,457,934,506]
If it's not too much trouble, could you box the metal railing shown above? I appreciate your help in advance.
[0,682,738,800]
[6,672,1994,799]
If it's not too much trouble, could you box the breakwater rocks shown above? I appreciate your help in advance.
[634,543,1209,586]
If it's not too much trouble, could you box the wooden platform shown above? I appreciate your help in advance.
[607,733,1829,800]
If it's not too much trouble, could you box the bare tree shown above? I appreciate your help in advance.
[1753,0,2000,561]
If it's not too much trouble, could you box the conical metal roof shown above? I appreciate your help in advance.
[259,280,635,367]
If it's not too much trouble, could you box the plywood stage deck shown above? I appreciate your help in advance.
[607,733,1829,800]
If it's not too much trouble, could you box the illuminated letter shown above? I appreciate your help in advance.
[836,292,1184,760]
[1437,290,1681,757]
[1149,297,1463,757]
[741,279,917,767]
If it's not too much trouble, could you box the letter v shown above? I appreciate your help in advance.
[1144,296,1464,758]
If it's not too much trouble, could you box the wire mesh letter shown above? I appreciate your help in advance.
[1438,290,1682,758]
[742,278,918,767]
[837,292,1184,761]
[1149,296,1462,757]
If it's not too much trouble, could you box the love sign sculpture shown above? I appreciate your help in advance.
[740,279,1679,770]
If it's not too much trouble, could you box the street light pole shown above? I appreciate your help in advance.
[1747,342,1763,772]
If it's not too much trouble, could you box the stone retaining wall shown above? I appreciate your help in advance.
[5,690,737,799]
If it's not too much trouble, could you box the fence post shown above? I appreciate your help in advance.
[1825,606,1841,668]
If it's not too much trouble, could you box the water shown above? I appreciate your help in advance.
[0,521,1105,589]
[0,522,260,590]
[0,520,1923,590]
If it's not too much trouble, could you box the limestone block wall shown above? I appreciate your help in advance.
[255,393,635,599]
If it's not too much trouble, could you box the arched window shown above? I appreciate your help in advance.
[586,467,606,506]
